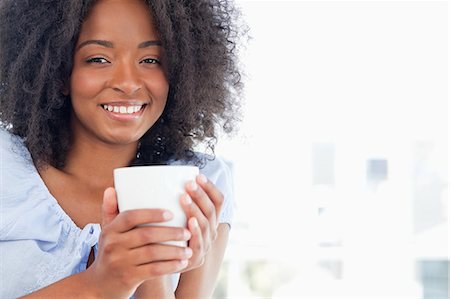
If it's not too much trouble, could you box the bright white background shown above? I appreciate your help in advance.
[213,1,449,298]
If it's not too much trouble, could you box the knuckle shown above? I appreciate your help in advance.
[200,219,209,234]
[147,263,165,277]
[146,266,158,277]
[141,228,156,243]
[143,245,156,257]
[139,231,149,244]
[102,240,115,255]
[122,213,133,227]
[205,205,215,219]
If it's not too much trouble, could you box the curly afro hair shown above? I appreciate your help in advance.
[0,0,244,169]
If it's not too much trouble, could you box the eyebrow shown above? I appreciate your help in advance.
[76,39,162,51]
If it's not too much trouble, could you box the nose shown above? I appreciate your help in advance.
[110,61,142,95]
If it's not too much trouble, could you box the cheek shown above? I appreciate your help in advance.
[70,69,103,100]
[145,74,169,104]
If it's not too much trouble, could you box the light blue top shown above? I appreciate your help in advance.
[0,128,234,298]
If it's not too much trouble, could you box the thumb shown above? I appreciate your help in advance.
[102,187,119,227]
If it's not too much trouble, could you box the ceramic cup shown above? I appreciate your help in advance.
[114,165,199,247]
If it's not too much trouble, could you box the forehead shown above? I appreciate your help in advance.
[78,0,158,41]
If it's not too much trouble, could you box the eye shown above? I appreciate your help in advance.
[86,57,110,64]
[140,58,160,65]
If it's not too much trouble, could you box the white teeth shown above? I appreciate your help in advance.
[102,104,144,114]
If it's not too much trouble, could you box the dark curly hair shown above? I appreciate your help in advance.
[0,0,244,169]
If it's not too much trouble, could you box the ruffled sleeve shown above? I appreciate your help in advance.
[0,129,65,246]
[0,129,41,239]
[0,129,101,298]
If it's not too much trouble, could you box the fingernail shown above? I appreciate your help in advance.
[191,217,198,228]
[198,174,208,184]
[163,211,173,220]
[180,259,188,267]
[183,230,191,240]
[104,187,114,198]
[183,195,192,205]
[185,247,193,257]
[189,181,198,191]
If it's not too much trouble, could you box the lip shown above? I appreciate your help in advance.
[100,100,148,106]
[100,101,148,122]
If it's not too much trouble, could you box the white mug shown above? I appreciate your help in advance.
[114,165,199,247]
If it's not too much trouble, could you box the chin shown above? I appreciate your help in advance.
[100,130,144,146]
[113,135,142,145]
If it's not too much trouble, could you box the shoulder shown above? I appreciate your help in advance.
[0,127,43,236]
[0,127,17,152]
[201,155,236,226]
[169,153,234,193]
[200,155,234,199]
[0,126,19,145]
[201,154,233,185]
[0,127,32,167]
[0,127,36,183]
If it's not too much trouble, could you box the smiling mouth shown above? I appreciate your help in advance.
[101,104,146,114]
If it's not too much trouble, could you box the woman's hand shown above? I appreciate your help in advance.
[85,187,192,299]
[180,174,224,272]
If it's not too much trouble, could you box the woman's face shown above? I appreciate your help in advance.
[70,0,168,146]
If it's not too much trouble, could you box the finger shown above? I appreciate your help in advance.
[185,180,217,226]
[180,194,212,244]
[137,259,189,278]
[131,244,193,266]
[181,193,213,238]
[196,174,225,219]
[186,217,205,270]
[113,209,173,233]
[102,187,119,227]
[124,226,191,249]
[180,194,209,230]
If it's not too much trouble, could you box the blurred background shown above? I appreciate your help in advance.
[212,0,448,298]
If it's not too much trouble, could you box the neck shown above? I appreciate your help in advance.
[63,133,138,190]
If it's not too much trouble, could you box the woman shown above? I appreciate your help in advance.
[0,0,243,298]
